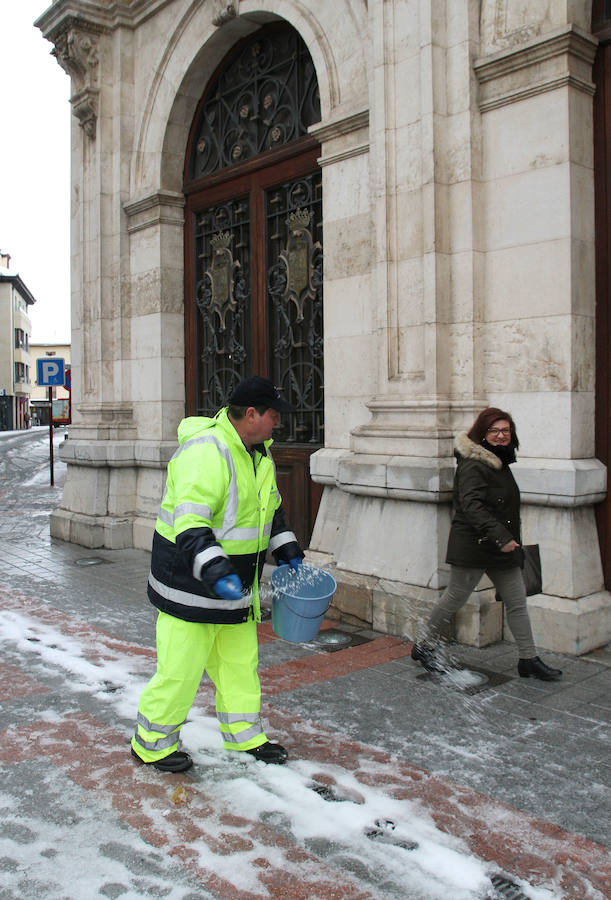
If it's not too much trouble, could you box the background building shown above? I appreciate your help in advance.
[35,0,611,654]
[30,343,71,425]
[0,251,35,430]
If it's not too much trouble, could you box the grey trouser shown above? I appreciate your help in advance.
[425,565,536,659]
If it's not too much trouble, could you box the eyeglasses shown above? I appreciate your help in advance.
[487,427,511,436]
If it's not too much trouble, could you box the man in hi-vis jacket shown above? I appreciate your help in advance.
[131,376,304,772]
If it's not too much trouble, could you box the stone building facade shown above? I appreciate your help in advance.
[35,0,611,654]
[0,252,35,430]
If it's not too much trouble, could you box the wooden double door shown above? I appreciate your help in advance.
[184,142,324,548]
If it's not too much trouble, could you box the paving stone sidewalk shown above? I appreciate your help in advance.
[0,429,609,899]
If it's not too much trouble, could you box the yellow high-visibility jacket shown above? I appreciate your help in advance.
[147,408,301,624]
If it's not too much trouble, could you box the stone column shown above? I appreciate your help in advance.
[38,8,141,547]
[123,190,186,550]
[471,21,610,653]
[311,1,484,636]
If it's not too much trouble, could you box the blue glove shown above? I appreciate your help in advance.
[280,557,303,572]
[214,574,243,601]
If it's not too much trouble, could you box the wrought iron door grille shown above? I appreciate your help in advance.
[188,26,321,181]
[194,198,251,414]
[267,172,323,443]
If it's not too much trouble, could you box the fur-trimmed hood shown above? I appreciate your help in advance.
[454,432,503,470]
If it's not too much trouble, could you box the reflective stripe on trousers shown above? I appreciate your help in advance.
[133,712,187,752]
[216,711,264,745]
[131,612,267,763]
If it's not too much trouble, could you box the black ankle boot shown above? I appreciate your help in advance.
[131,747,193,772]
[517,656,562,681]
[245,741,288,764]
[411,642,448,674]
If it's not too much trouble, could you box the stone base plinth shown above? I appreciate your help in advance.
[51,439,169,551]
[505,591,611,656]
[133,516,156,552]
[307,551,504,647]
[50,508,133,549]
[308,464,611,655]
[309,549,611,654]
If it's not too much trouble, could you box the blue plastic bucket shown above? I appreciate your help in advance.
[270,564,337,642]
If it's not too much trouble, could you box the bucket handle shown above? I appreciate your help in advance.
[276,594,332,619]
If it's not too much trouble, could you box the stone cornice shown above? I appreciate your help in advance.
[58,437,178,468]
[35,0,175,36]
[317,143,369,168]
[124,191,185,233]
[309,109,370,168]
[308,109,369,144]
[351,397,484,435]
[474,25,598,113]
[311,448,607,508]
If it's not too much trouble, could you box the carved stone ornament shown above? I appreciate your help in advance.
[204,232,240,330]
[279,209,321,322]
[52,24,100,139]
[212,2,238,27]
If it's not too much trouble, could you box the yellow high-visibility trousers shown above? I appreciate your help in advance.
[131,611,267,762]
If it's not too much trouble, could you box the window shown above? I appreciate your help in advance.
[14,328,26,350]
[14,362,26,383]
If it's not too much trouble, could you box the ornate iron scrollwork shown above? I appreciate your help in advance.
[188,24,324,442]
[195,201,251,414]
[267,174,324,443]
[187,25,321,181]
[277,208,321,323]
[200,231,240,331]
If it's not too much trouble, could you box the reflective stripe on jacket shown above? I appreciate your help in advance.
[147,408,297,624]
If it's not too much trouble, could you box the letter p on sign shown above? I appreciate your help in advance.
[37,358,65,386]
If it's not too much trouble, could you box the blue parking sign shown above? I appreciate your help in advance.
[37,358,65,386]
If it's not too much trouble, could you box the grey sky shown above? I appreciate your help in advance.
[0,0,71,343]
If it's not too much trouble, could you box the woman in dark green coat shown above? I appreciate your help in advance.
[412,407,562,681]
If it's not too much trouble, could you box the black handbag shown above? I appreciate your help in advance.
[495,543,542,601]
[521,544,542,596]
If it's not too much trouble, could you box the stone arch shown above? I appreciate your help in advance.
[131,1,367,198]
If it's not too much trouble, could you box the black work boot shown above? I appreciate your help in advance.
[517,656,562,681]
[131,747,193,772]
[245,741,288,764]
[411,642,448,674]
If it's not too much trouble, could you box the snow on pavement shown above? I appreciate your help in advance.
[0,607,570,900]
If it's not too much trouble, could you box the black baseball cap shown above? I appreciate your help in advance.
[229,376,295,412]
